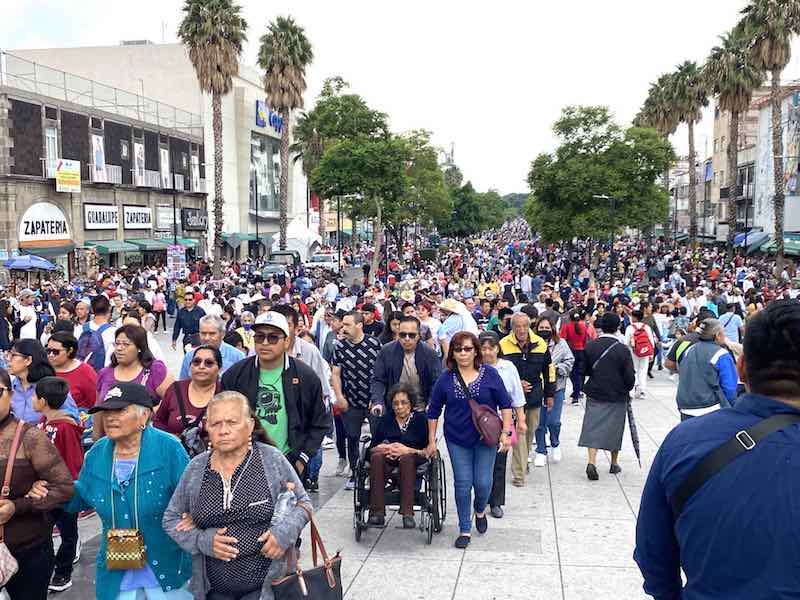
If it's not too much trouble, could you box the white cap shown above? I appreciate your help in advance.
[254,311,290,337]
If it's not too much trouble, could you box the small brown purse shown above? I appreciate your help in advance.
[106,456,146,570]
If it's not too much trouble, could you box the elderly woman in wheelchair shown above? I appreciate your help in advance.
[367,383,429,529]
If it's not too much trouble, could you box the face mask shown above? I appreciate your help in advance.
[537,330,552,341]
[243,323,253,331]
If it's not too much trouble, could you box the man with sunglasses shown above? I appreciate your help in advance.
[220,311,327,482]
[371,315,442,413]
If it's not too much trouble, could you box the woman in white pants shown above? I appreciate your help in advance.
[624,310,656,399]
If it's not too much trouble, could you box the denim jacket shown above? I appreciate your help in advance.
[67,426,191,600]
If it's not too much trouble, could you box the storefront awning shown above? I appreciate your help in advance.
[760,236,800,257]
[221,233,257,243]
[85,240,139,254]
[673,233,689,243]
[175,238,200,248]
[126,238,170,251]
[18,243,76,258]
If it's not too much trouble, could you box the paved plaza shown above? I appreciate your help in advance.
[51,323,681,600]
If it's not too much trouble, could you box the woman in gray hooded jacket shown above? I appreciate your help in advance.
[163,391,311,600]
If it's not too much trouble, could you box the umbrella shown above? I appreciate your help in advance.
[626,400,642,468]
[3,255,56,271]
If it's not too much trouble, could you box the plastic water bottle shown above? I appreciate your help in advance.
[272,482,297,526]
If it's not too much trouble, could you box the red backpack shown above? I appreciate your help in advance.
[632,323,654,357]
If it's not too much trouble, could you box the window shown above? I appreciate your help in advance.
[721,136,726,150]
[714,139,718,153]
[120,140,129,161]
[720,170,725,185]
[250,132,280,212]
[44,126,58,178]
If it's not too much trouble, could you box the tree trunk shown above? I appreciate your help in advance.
[726,110,740,257]
[318,197,326,243]
[771,67,785,272]
[349,212,357,253]
[279,107,290,251]
[687,120,698,247]
[212,91,223,280]
[370,200,382,283]
[663,167,672,243]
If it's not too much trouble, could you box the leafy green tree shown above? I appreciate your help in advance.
[178,0,247,278]
[438,183,484,238]
[524,106,675,244]
[705,25,765,252]
[502,193,529,218]
[442,164,463,190]
[258,16,313,250]
[671,60,709,246]
[740,0,800,269]
[311,136,410,279]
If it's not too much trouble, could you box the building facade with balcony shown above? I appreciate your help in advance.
[10,42,311,260]
[0,52,208,274]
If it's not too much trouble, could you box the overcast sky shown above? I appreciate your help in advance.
[5,0,800,195]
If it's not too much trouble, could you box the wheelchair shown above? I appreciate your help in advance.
[352,434,447,545]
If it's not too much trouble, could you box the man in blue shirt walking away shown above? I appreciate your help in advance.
[635,299,800,599]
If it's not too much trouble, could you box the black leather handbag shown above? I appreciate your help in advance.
[272,509,343,600]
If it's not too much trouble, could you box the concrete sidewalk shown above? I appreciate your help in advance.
[300,371,681,600]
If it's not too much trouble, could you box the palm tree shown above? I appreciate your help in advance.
[178,0,247,279]
[705,26,765,255]
[672,61,709,246]
[740,0,800,270]
[291,111,324,239]
[635,73,679,242]
[258,16,314,250]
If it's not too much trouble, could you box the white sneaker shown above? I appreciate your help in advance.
[73,536,82,564]
[334,458,347,477]
[533,453,547,467]
[322,436,335,450]
[551,447,562,463]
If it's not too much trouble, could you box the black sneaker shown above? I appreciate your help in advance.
[586,464,599,481]
[49,574,73,592]
[307,479,319,493]
[368,514,385,526]
[402,515,416,529]
[475,513,488,534]
[454,534,471,549]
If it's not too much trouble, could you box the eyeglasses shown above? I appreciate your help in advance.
[392,400,410,406]
[453,346,475,353]
[191,358,218,368]
[46,348,64,355]
[398,332,418,339]
[9,352,28,360]
[114,340,133,349]
[254,332,286,345]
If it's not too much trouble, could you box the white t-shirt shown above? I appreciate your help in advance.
[324,282,339,302]
[18,305,37,339]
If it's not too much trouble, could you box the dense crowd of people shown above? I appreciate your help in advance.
[0,218,797,599]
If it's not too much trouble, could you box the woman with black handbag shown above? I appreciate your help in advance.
[426,331,513,549]
[154,345,221,456]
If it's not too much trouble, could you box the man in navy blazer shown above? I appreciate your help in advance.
[371,316,442,413]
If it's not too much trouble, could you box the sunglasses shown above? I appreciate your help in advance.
[398,332,418,339]
[191,358,218,368]
[453,346,475,353]
[254,332,286,345]
[46,347,64,355]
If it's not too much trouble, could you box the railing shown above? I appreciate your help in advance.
[174,174,184,190]
[43,158,56,178]
[193,178,207,193]
[144,170,161,188]
[0,50,203,138]
[89,163,122,184]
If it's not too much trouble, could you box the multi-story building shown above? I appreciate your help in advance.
[0,51,207,275]
[10,42,312,260]
[711,87,770,241]
[669,158,709,241]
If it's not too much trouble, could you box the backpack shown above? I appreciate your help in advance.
[631,323,654,357]
[76,322,113,372]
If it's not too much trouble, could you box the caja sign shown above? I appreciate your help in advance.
[256,100,284,134]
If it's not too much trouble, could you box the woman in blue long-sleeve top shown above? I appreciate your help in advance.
[426,331,513,549]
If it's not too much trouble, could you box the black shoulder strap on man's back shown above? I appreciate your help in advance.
[670,413,800,520]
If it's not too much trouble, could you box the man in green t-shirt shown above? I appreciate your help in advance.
[251,312,291,453]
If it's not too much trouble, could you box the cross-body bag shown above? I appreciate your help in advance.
[174,382,208,458]
[455,370,503,448]
[106,455,146,570]
[0,421,25,586]
[591,339,621,372]
[670,413,800,520]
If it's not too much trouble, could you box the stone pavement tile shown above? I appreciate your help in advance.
[453,562,562,600]
[461,515,558,565]
[551,483,635,521]
[302,506,376,561]
[555,517,636,568]
[547,461,621,487]
[621,486,644,516]
[561,565,647,599]
[369,512,464,562]
[344,558,460,600]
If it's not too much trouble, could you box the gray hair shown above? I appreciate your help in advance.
[200,314,225,333]
[511,312,531,327]
[131,403,152,423]
[240,311,254,321]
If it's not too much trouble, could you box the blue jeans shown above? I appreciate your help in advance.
[535,388,565,454]
[307,447,323,481]
[446,440,497,534]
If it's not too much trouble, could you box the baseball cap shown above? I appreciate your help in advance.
[697,318,723,341]
[18,288,35,299]
[255,311,291,337]
[89,382,153,414]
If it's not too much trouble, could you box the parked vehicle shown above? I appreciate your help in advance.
[306,252,340,276]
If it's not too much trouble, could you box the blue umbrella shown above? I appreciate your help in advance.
[3,255,56,271]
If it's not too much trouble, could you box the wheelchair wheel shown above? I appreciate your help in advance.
[437,452,447,525]
[353,461,367,542]
[425,508,434,545]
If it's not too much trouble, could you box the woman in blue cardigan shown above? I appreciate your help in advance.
[68,382,192,600]
[426,331,513,549]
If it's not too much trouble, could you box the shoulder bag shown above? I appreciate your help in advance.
[174,382,208,457]
[272,505,343,600]
[106,454,146,570]
[0,420,25,586]
[455,370,503,448]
